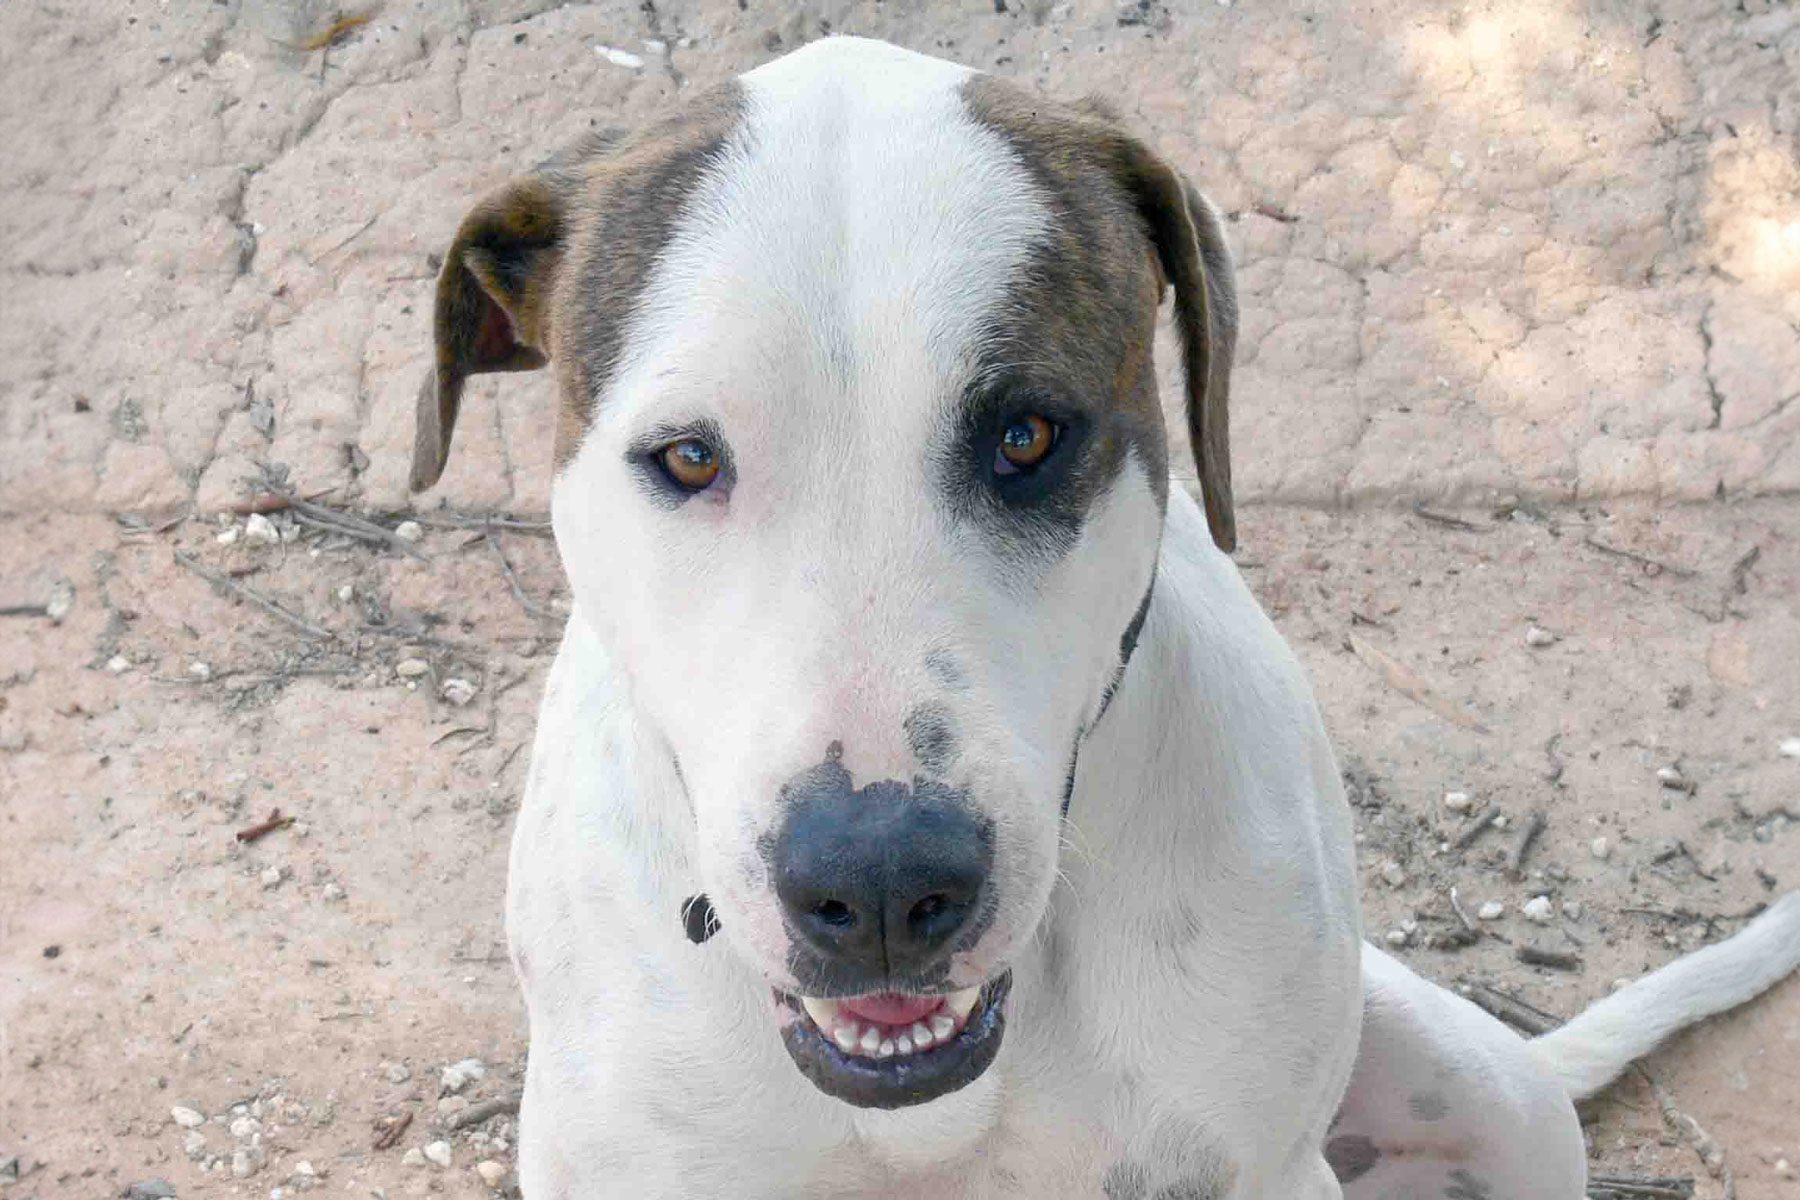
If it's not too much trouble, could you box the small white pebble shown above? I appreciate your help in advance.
[216,526,241,546]
[423,1141,453,1169]
[1779,737,1800,760]
[384,1062,410,1084]
[1380,861,1406,887]
[184,1130,207,1157]
[1522,896,1555,924]
[440,1058,486,1095]
[229,1115,260,1139]
[1590,836,1612,860]
[244,513,279,546]
[1525,625,1558,647]
[1442,790,1473,814]
[108,654,132,674]
[260,866,284,889]
[1774,1157,1792,1178]
[1493,815,1509,829]
[595,44,645,68]
[1561,900,1583,921]
[401,1148,427,1168]
[336,583,355,603]
[395,658,429,679]
[1611,977,1632,991]
[322,882,346,902]
[1478,901,1505,921]
[188,661,212,680]
[475,1160,507,1187]
[172,1106,206,1129]
[440,677,477,707]
[1385,929,1409,946]
[394,520,424,544]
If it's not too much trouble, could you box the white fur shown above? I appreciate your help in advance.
[502,35,1800,1200]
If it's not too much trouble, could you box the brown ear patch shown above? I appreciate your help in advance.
[411,87,744,493]
[960,75,1238,552]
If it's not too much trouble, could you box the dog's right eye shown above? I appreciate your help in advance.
[657,438,721,492]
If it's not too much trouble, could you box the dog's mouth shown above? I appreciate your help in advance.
[773,971,1012,1109]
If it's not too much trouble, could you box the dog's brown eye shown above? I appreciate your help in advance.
[996,415,1056,474]
[659,439,720,491]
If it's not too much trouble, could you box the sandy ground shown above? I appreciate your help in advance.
[1,496,1796,1198]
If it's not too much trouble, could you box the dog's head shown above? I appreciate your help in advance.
[416,37,1235,1110]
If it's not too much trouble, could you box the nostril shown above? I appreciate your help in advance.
[813,899,856,928]
[909,893,948,925]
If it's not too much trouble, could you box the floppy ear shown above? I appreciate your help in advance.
[411,175,569,492]
[1112,145,1239,552]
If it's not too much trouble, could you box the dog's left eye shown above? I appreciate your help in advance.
[994,415,1059,476]
[657,438,721,492]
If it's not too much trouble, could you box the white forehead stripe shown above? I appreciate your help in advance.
[598,37,1051,425]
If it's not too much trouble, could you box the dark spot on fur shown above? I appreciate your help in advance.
[924,649,968,692]
[1444,1170,1494,1200]
[1325,1134,1380,1184]
[904,703,960,771]
[1093,572,1154,727]
[1409,1090,1450,1122]
[681,893,720,944]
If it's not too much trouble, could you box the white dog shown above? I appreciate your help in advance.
[411,36,1800,1199]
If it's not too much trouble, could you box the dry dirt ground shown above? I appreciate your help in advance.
[1,497,1797,1199]
[4,0,1800,1198]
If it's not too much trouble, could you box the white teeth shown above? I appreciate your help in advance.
[895,1035,913,1055]
[832,1025,859,1053]
[910,1021,933,1049]
[860,1027,881,1055]
[929,1013,956,1041]
[946,985,981,1022]
[877,1039,895,1058]
[801,996,842,1032]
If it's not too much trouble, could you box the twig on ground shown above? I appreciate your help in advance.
[1582,536,1698,579]
[1250,202,1299,223]
[1725,544,1760,596]
[372,1109,413,1151]
[1346,633,1490,734]
[444,1091,523,1131]
[0,605,49,618]
[1506,809,1547,878]
[116,512,190,536]
[1516,944,1582,971]
[486,531,552,620]
[235,808,296,844]
[1449,887,1481,940]
[414,514,554,537]
[1412,505,1489,533]
[1587,1177,1695,1199]
[1465,982,1562,1036]
[1646,1071,1733,1196]
[287,496,428,561]
[1454,804,1503,851]
[174,551,335,641]
[309,214,378,264]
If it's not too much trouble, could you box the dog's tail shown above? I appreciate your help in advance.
[1530,891,1800,1101]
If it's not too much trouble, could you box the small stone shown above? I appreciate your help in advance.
[171,1106,206,1129]
[1656,765,1689,790]
[440,677,477,706]
[123,1182,179,1199]
[260,866,284,889]
[244,513,279,546]
[439,1058,486,1095]
[1522,896,1555,924]
[1524,625,1558,647]
[1379,861,1406,887]
[321,882,346,902]
[395,658,429,679]
[108,654,132,674]
[1384,928,1408,947]
[292,1161,316,1177]
[1477,901,1506,921]
[595,44,645,68]
[336,583,354,603]
[401,1148,427,1169]
[394,520,424,544]
[1779,737,1800,760]
[1561,900,1583,921]
[422,1141,453,1169]
[45,579,75,624]
[1590,836,1612,860]
[1442,790,1473,814]
[216,526,240,546]
[1492,815,1509,829]
[475,1160,507,1188]
[188,661,212,681]
[184,1131,207,1158]
[231,1145,264,1179]
[1774,1157,1792,1178]
[229,1116,260,1139]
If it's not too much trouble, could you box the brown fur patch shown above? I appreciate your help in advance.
[960,75,1237,551]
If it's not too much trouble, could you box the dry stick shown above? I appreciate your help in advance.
[1647,1071,1734,1197]
[173,551,335,641]
[415,514,554,537]
[1517,944,1583,971]
[1582,536,1698,579]
[1587,1179,1695,1200]
[235,808,295,844]
[1412,504,1489,533]
[1465,982,1562,1036]
[371,1109,413,1151]
[486,531,552,620]
[1507,809,1547,878]
[0,604,49,618]
[287,496,428,561]
[444,1090,523,1132]
[1454,803,1503,851]
[1449,887,1482,940]
[1346,633,1490,734]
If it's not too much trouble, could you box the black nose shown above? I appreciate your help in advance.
[771,763,991,980]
